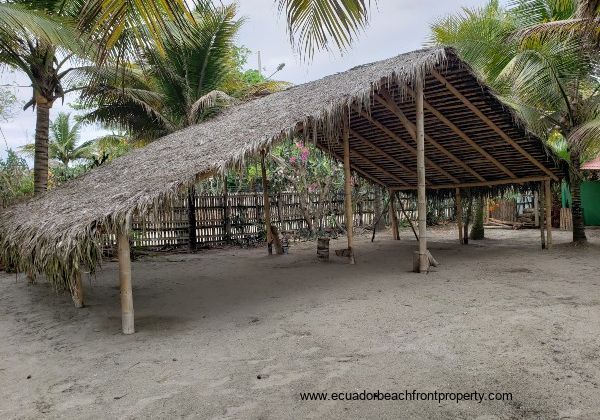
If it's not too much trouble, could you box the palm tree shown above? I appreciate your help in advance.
[21,112,93,168]
[0,1,87,194]
[2,0,373,196]
[432,0,599,243]
[80,3,251,251]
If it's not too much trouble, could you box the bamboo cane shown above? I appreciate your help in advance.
[118,229,134,334]
[343,118,355,264]
[545,179,553,249]
[71,270,84,308]
[261,150,273,255]
[414,78,429,272]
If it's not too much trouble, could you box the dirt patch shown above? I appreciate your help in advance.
[0,227,599,419]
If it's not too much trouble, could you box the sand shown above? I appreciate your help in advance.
[1,226,599,419]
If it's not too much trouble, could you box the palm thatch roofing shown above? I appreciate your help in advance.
[0,47,560,288]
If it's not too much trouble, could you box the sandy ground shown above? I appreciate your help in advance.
[1,226,599,420]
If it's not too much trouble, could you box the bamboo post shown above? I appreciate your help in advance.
[456,188,463,245]
[414,77,429,273]
[533,191,540,227]
[539,182,546,250]
[118,228,135,334]
[545,179,553,249]
[71,270,84,308]
[223,174,231,243]
[389,190,400,240]
[342,118,355,264]
[187,186,197,252]
[261,150,273,255]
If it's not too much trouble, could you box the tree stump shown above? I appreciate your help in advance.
[317,237,330,261]
[270,225,284,255]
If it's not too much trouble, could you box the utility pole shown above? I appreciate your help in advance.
[257,50,262,77]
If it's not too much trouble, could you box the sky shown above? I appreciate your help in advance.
[0,0,492,161]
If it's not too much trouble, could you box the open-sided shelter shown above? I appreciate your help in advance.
[0,47,561,334]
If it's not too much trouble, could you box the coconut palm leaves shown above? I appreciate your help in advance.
[0,1,81,49]
[432,0,599,243]
[511,0,599,46]
[80,2,290,138]
[0,1,89,194]
[21,112,93,167]
[277,0,372,59]
[79,2,241,138]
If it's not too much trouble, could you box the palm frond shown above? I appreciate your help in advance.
[0,3,83,55]
[277,0,372,59]
[77,0,195,61]
[570,116,600,156]
[188,90,236,125]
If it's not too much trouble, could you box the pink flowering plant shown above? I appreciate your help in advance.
[270,138,344,234]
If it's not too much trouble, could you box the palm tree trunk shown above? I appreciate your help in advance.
[33,103,51,195]
[187,186,197,252]
[463,191,473,245]
[570,153,587,243]
[469,196,485,240]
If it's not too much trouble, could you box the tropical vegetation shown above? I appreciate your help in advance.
[432,0,599,243]
[0,0,373,199]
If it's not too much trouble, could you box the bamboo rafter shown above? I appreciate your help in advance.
[431,70,558,181]
[403,85,517,179]
[352,105,460,183]
[375,89,486,182]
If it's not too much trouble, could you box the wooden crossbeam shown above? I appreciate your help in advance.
[431,70,558,181]
[353,106,460,183]
[349,129,426,186]
[375,90,486,182]
[392,175,552,191]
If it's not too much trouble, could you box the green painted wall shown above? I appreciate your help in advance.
[561,181,600,226]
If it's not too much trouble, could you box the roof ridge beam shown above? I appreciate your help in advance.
[431,70,558,181]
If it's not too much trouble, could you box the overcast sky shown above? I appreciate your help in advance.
[0,0,493,160]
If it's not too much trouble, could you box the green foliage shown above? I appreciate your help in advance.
[277,0,372,59]
[431,0,599,166]
[0,88,18,121]
[469,197,485,240]
[21,112,94,167]
[79,2,244,138]
[0,149,33,207]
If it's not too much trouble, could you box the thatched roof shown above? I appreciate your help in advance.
[0,47,560,287]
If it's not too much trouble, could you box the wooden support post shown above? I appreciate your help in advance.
[545,179,553,249]
[342,118,355,264]
[389,190,400,240]
[539,183,546,250]
[223,174,231,243]
[71,270,84,308]
[187,186,197,252]
[261,150,273,255]
[118,229,134,334]
[456,188,463,245]
[533,191,540,227]
[414,78,429,273]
